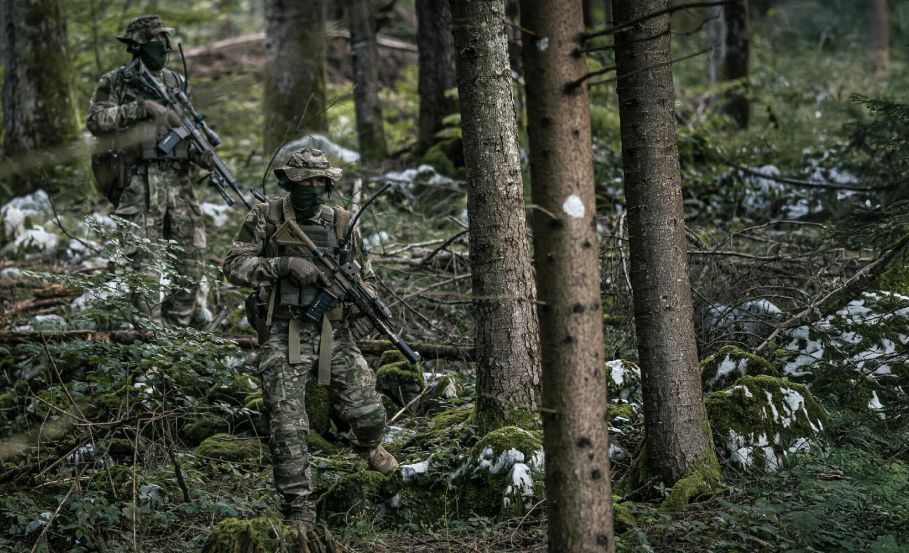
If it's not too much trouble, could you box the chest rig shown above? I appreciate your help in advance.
[114,66,190,161]
[259,198,354,385]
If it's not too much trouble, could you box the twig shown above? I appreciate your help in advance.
[584,0,735,41]
[728,160,889,192]
[420,229,469,266]
[29,465,85,553]
[587,47,712,88]
[389,385,430,424]
[47,195,101,255]
[756,234,909,352]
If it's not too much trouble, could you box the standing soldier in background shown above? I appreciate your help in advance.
[87,15,213,326]
[223,148,398,529]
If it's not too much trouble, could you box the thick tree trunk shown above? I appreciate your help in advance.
[720,0,749,128]
[346,0,387,162]
[869,0,889,73]
[2,0,78,195]
[263,0,327,153]
[450,0,541,435]
[415,0,458,154]
[612,0,718,486]
[521,1,615,551]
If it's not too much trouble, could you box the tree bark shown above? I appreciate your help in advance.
[612,0,717,486]
[521,0,615,551]
[346,0,387,162]
[415,0,458,154]
[450,0,541,435]
[720,0,749,128]
[263,0,328,154]
[869,0,889,73]
[2,0,79,195]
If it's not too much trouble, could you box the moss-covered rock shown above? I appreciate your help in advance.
[457,426,544,519]
[180,415,229,446]
[306,432,337,455]
[376,360,424,405]
[606,359,642,405]
[659,456,722,513]
[201,516,340,553]
[317,470,390,518]
[195,434,264,464]
[706,375,829,473]
[613,497,636,533]
[701,345,780,392]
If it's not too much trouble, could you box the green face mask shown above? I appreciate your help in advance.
[139,42,170,71]
[290,185,325,215]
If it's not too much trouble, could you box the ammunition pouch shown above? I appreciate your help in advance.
[244,289,270,346]
[91,148,136,208]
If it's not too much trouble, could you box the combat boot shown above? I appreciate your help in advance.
[367,445,399,475]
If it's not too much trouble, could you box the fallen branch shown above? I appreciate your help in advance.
[584,0,735,41]
[0,330,475,360]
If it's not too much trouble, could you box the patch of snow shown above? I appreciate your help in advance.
[3,225,60,258]
[1,190,52,240]
[364,231,389,250]
[724,384,753,399]
[383,165,456,187]
[0,267,22,279]
[30,314,67,330]
[401,457,431,481]
[607,360,626,386]
[868,390,885,419]
[491,448,525,475]
[502,463,535,511]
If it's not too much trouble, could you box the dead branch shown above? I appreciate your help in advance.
[583,0,735,41]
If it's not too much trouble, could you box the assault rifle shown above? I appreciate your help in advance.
[124,59,253,209]
[274,213,420,365]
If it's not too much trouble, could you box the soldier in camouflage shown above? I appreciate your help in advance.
[87,15,212,325]
[223,148,398,526]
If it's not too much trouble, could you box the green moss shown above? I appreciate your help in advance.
[317,470,388,516]
[474,406,540,436]
[89,464,133,496]
[706,375,829,472]
[608,403,634,423]
[378,350,407,367]
[613,497,637,533]
[376,361,424,402]
[659,455,722,513]
[0,390,17,411]
[430,404,474,427]
[195,434,264,464]
[701,345,780,392]
[180,415,229,446]
[459,426,544,518]
[306,432,337,455]
[614,444,653,498]
[393,482,456,525]
[201,517,289,553]
[876,261,909,295]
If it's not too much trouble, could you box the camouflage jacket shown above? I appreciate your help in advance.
[223,198,376,299]
[87,65,202,164]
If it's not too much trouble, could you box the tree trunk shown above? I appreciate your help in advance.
[720,0,749,128]
[869,0,889,73]
[415,0,458,154]
[521,0,615,551]
[2,0,79,195]
[450,0,541,435]
[612,0,718,487]
[263,0,327,154]
[707,5,724,83]
[346,0,387,163]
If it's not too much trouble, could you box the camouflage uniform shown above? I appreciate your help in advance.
[87,15,206,326]
[223,149,391,523]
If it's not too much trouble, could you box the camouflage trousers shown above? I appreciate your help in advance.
[115,162,206,326]
[258,317,387,522]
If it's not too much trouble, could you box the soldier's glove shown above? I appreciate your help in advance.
[143,100,181,128]
[275,257,330,287]
[191,145,215,170]
[349,309,376,340]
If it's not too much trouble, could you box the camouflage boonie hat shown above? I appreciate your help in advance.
[274,148,343,185]
[116,15,175,44]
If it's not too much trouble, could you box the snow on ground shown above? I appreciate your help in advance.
[278,135,360,164]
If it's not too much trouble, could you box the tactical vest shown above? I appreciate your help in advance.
[112,66,190,161]
[262,198,353,313]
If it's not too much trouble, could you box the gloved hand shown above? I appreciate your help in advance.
[190,144,214,170]
[350,312,376,339]
[275,257,329,287]
[143,100,181,127]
